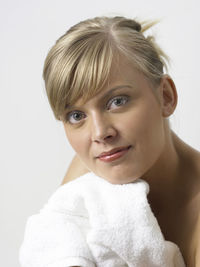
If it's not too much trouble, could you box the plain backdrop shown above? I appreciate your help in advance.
[1,0,200,266]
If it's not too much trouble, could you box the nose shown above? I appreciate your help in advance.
[90,112,117,143]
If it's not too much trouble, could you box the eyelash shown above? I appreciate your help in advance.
[107,95,129,110]
[65,95,130,124]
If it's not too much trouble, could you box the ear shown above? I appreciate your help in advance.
[158,75,178,118]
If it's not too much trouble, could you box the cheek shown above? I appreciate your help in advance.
[119,101,164,144]
[64,127,89,156]
[134,106,165,157]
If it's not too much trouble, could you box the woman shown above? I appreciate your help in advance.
[25,16,200,266]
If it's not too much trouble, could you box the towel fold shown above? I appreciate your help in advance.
[19,172,186,267]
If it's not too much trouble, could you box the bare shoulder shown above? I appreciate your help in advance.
[192,148,200,187]
[182,147,200,266]
[187,146,200,210]
[182,139,200,184]
[195,152,200,174]
[195,213,200,266]
[192,145,200,168]
[190,148,200,265]
[61,154,90,185]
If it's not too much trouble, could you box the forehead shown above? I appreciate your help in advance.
[69,84,133,108]
[104,55,154,91]
[66,61,154,111]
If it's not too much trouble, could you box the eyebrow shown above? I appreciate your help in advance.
[101,85,132,99]
[65,85,132,111]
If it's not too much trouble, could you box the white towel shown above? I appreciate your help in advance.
[19,172,185,267]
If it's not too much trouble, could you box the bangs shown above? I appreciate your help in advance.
[51,31,115,119]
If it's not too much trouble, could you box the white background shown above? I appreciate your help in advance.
[1,0,200,266]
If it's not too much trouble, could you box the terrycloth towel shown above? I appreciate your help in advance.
[19,172,185,267]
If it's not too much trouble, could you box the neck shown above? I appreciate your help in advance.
[141,128,184,206]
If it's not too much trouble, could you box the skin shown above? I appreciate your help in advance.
[61,56,200,266]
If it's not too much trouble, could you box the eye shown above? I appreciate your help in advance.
[107,95,129,110]
[66,110,86,124]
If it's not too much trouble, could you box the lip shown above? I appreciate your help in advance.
[97,145,132,162]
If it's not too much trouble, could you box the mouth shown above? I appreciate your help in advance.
[97,145,132,162]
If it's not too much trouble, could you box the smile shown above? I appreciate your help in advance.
[98,146,132,162]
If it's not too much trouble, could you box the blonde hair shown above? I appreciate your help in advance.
[43,16,169,121]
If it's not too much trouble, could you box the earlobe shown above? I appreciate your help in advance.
[160,75,178,118]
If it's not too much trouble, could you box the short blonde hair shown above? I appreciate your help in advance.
[43,16,169,121]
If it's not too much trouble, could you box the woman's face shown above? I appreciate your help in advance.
[62,57,167,184]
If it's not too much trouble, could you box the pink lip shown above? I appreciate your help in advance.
[97,146,132,162]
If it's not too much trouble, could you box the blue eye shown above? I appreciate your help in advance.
[66,111,86,124]
[107,96,129,110]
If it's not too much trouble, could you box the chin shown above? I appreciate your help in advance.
[98,170,140,185]
[106,177,139,185]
